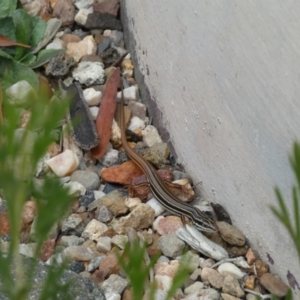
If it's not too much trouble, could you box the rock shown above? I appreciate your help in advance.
[63,181,86,197]
[128,116,146,132]
[95,206,113,223]
[89,106,99,120]
[61,214,85,235]
[83,87,102,106]
[46,149,79,177]
[216,221,246,246]
[127,100,146,120]
[72,61,106,86]
[201,267,224,289]
[117,85,138,102]
[69,260,85,273]
[97,37,111,55]
[45,37,64,49]
[101,161,144,185]
[19,243,36,257]
[61,33,81,47]
[252,259,269,277]
[100,47,120,68]
[221,294,241,300]
[245,248,256,265]
[156,216,183,235]
[79,190,95,208]
[158,234,185,258]
[0,212,10,236]
[96,236,112,253]
[71,170,100,190]
[102,274,128,299]
[218,263,246,280]
[244,275,256,290]
[81,219,108,241]
[60,235,85,247]
[81,54,103,63]
[114,204,155,234]
[222,274,245,298]
[74,0,94,9]
[142,125,163,147]
[88,190,128,216]
[184,281,204,295]
[92,0,120,17]
[62,245,95,261]
[84,12,122,31]
[74,7,93,26]
[20,0,51,17]
[95,252,121,281]
[111,235,128,249]
[105,30,123,47]
[121,59,134,78]
[146,198,165,216]
[0,256,106,299]
[52,0,75,27]
[22,201,36,227]
[6,80,37,107]
[260,273,289,298]
[154,260,180,278]
[66,35,97,62]
[63,83,99,150]
[100,149,119,167]
[87,256,105,272]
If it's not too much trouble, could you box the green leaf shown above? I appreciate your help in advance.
[0,49,14,59]
[0,17,17,57]
[0,0,18,18]
[19,52,37,65]
[13,9,32,60]
[0,58,39,90]
[29,49,64,69]
[29,16,46,49]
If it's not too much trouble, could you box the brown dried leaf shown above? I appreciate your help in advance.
[91,67,120,158]
[0,34,31,48]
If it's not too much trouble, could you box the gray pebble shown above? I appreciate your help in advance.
[71,170,100,190]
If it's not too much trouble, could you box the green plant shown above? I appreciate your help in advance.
[0,0,63,91]
[116,239,191,300]
[0,83,75,299]
[269,142,300,300]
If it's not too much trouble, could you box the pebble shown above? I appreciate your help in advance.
[259,272,289,297]
[45,37,64,49]
[156,215,183,235]
[218,262,246,280]
[100,149,119,167]
[62,245,95,262]
[158,234,185,258]
[97,37,111,55]
[83,87,102,106]
[111,234,128,249]
[217,221,246,246]
[89,106,99,120]
[96,236,112,253]
[127,116,146,132]
[93,0,120,17]
[46,149,79,177]
[95,206,113,223]
[117,85,138,101]
[46,53,76,76]
[61,214,85,235]
[63,181,86,197]
[222,274,245,298]
[102,274,128,297]
[72,61,106,86]
[6,80,36,107]
[60,235,85,247]
[74,7,93,26]
[127,100,147,120]
[142,125,163,147]
[81,219,108,241]
[71,170,100,190]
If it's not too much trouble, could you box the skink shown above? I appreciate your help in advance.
[119,89,216,232]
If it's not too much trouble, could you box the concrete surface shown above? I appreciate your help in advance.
[121,0,300,294]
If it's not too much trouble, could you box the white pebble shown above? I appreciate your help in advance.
[146,197,165,216]
[45,38,64,50]
[96,236,111,253]
[63,181,86,196]
[218,262,246,279]
[46,149,79,177]
[124,197,141,210]
[74,7,93,26]
[100,148,119,167]
[94,190,106,200]
[117,85,138,101]
[142,125,163,147]
[6,80,36,107]
[74,0,94,9]
[83,88,102,106]
[89,106,99,120]
[72,61,105,86]
[128,116,145,132]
